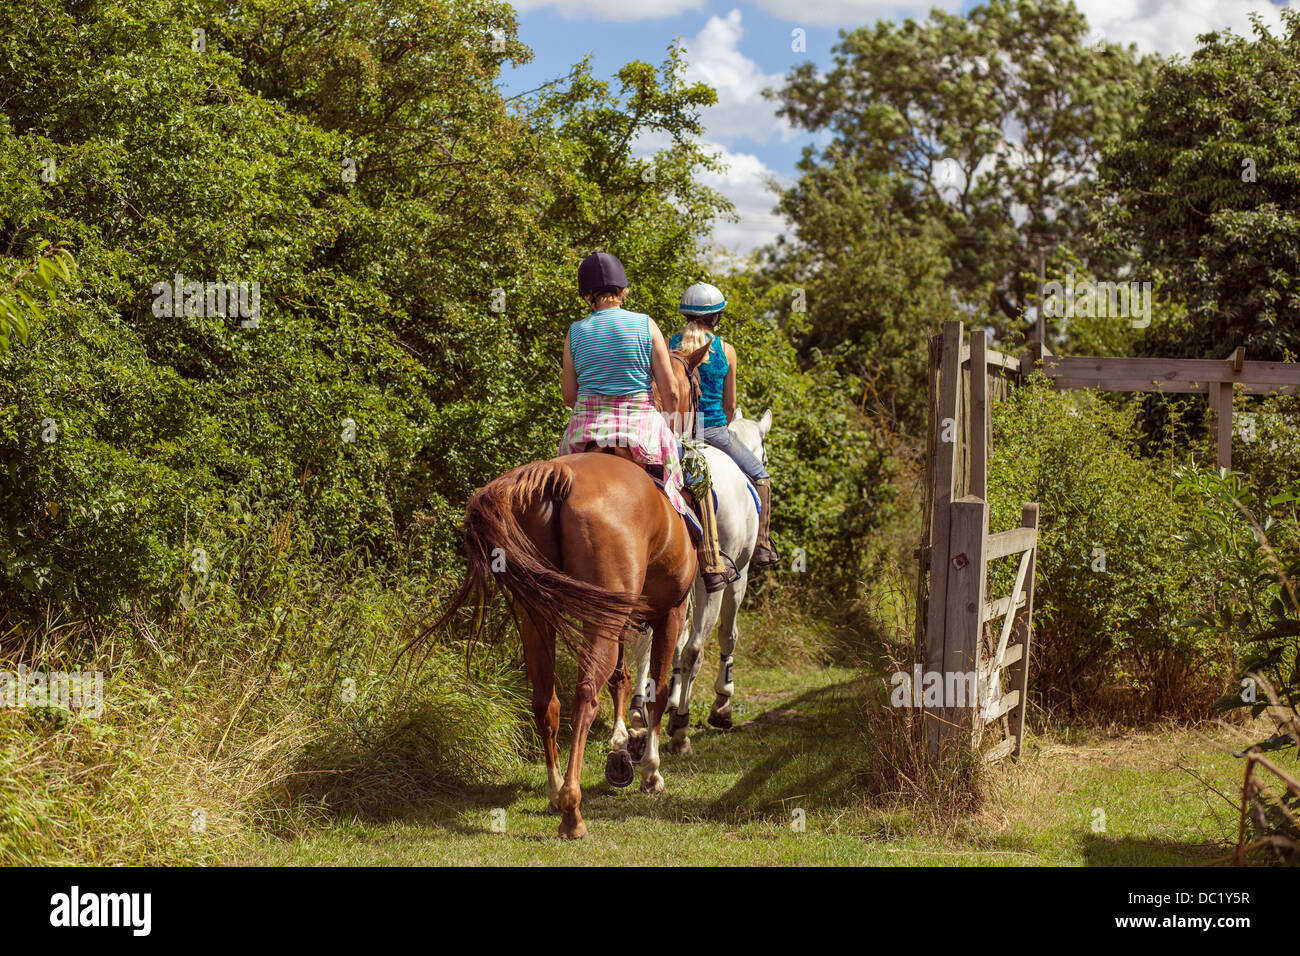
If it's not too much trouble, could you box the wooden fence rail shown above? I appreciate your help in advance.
[1037,346,1300,468]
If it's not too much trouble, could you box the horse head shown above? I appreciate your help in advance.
[728,408,772,467]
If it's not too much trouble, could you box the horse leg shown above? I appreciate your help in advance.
[709,573,747,730]
[641,598,689,793]
[628,622,653,731]
[664,588,695,723]
[669,580,721,755]
[604,636,635,788]
[558,623,622,839]
[519,610,562,812]
[625,623,654,764]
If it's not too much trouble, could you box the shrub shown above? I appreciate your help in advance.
[1175,468,1299,863]
[986,378,1228,719]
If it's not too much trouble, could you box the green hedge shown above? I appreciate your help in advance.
[987,378,1229,718]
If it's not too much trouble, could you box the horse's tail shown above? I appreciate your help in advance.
[422,460,649,653]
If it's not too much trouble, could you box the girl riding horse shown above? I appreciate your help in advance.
[671,282,779,567]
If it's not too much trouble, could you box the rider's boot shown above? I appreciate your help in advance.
[695,487,738,593]
[752,478,781,568]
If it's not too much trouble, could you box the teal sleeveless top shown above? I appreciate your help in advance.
[669,333,729,428]
[569,308,653,397]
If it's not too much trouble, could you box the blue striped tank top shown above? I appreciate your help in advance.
[669,333,729,428]
[569,307,653,397]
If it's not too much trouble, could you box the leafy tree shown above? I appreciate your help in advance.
[758,165,954,433]
[0,0,876,621]
[1101,10,1300,360]
[0,243,75,356]
[769,0,1156,350]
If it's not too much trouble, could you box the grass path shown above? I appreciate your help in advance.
[245,663,1249,866]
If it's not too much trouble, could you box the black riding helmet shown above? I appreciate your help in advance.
[577,252,628,296]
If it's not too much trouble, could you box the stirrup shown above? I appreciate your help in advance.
[701,551,740,593]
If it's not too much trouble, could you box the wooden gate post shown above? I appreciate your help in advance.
[923,321,966,758]
[1213,381,1233,470]
[939,496,988,760]
[970,329,989,500]
[1007,504,1039,758]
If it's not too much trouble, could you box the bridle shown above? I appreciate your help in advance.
[655,350,702,439]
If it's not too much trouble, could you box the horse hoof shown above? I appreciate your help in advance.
[558,819,587,840]
[668,735,693,756]
[605,749,635,788]
[707,709,732,730]
[640,773,665,794]
[627,731,647,765]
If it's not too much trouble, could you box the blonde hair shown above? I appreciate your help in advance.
[584,287,629,311]
[676,319,714,361]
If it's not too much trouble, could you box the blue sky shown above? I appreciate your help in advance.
[499,0,1294,256]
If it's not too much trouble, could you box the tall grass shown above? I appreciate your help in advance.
[0,543,531,865]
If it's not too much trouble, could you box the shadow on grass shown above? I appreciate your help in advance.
[1077,832,1230,866]
[579,675,870,827]
[257,664,873,849]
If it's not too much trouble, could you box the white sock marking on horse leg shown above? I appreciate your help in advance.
[546,763,563,807]
[641,726,664,793]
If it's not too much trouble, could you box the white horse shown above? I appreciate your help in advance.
[627,409,771,755]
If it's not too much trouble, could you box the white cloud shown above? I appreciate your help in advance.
[632,131,788,255]
[750,0,960,28]
[1069,0,1291,56]
[510,0,705,20]
[697,142,791,256]
[680,9,795,144]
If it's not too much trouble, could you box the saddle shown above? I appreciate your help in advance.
[579,438,705,541]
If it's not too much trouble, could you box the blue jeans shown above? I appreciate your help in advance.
[699,425,768,482]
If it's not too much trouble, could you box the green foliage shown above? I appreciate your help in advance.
[771,0,1157,341]
[0,242,76,356]
[758,166,955,433]
[0,553,530,864]
[1174,467,1299,862]
[0,0,792,621]
[696,272,898,599]
[1175,468,1299,751]
[1101,9,1300,359]
[987,378,1226,718]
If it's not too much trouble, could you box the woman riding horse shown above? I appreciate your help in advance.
[671,282,780,567]
[559,253,736,592]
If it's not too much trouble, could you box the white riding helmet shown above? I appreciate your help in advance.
[679,282,727,318]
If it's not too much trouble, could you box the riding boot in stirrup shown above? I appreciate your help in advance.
[752,478,780,568]
[696,487,739,593]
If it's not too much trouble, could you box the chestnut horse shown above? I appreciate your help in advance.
[426,344,710,839]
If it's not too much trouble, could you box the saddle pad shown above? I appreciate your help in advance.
[649,475,706,538]
[745,478,762,516]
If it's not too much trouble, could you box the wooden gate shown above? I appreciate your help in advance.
[915,321,1039,763]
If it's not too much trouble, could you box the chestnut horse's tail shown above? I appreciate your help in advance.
[424,460,649,653]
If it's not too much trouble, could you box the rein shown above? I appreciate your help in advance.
[657,350,701,439]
